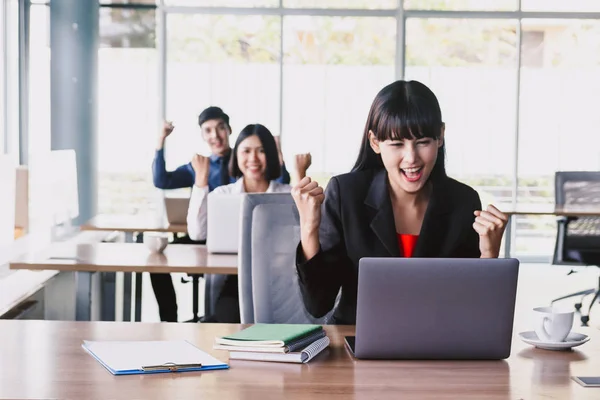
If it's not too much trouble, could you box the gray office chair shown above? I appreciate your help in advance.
[249,203,335,324]
[238,193,296,323]
[552,171,600,325]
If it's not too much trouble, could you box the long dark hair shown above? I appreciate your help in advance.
[229,124,281,181]
[353,80,446,181]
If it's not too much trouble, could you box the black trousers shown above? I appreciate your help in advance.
[150,235,241,323]
[212,276,241,323]
[151,273,241,323]
[150,273,178,322]
[149,235,203,322]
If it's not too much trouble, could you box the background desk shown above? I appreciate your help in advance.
[81,214,187,235]
[0,320,599,400]
[9,243,237,275]
[9,243,237,321]
[81,214,188,320]
[503,205,600,258]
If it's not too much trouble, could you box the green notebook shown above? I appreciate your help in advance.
[215,324,323,348]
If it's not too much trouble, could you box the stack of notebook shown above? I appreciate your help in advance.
[214,324,330,364]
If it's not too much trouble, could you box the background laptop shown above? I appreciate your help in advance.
[164,197,189,225]
[346,258,519,360]
[206,193,245,254]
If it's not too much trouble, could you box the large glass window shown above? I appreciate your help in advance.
[284,0,396,8]
[4,0,19,158]
[164,0,278,6]
[29,4,51,158]
[0,1,5,154]
[100,0,156,4]
[519,19,600,188]
[521,0,600,12]
[27,4,51,233]
[404,0,517,11]
[405,19,518,207]
[97,7,158,216]
[165,14,281,170]
[514,19,600,256]
[18,1,600,261]
[282,16,396,181]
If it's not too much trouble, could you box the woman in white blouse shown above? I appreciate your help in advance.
[186,123,302,322]
[187,123,295,241]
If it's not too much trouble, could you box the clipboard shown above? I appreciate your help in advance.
[82,340,229,375]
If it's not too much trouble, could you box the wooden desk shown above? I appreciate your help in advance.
[9,243,238,275]
[81,214,187,234]
[500,204,600,258]
[503,204,600,217]
[0,320,599,400]
[9,243,237,321]
[80,214,188,321]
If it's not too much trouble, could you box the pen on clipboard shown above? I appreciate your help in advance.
[141,362,203,372]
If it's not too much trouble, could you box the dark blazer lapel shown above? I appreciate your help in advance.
[413,177,452,257]
[364,169,401,257]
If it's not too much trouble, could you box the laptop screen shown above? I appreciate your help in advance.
[206,193,244,254]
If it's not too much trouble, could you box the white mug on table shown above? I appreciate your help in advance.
[144,233,169,254]
[533,306,574,342]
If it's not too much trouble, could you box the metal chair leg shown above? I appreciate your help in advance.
[192,275,200,322]
[552,288,596,303]
[579,277,600,326]
[184,275,201,323]
[581,291,600,326]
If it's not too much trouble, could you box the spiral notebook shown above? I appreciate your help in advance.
[216,324,323,348]
[228,336,330,364]
[214,330,326,353]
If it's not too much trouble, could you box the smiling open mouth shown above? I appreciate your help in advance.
[401,167,423,183]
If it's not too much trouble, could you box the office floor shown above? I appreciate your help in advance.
[138,263,600,325]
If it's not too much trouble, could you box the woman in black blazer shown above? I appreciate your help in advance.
[292,80,508,325]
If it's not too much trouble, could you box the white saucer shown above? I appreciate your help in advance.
[519,331,590,351]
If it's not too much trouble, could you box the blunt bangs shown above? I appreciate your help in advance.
[371,90,443,143]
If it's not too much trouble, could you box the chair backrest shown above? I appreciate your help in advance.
[250,203,334,324]
[238,193,296,323]
[553,171,600,265]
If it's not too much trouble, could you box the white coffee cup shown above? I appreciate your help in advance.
[144,233,169,254]
[533,306,574,342]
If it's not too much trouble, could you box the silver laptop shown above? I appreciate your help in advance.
[164,197,189,225]
[345,258,519,360]
[206,193,245,254]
